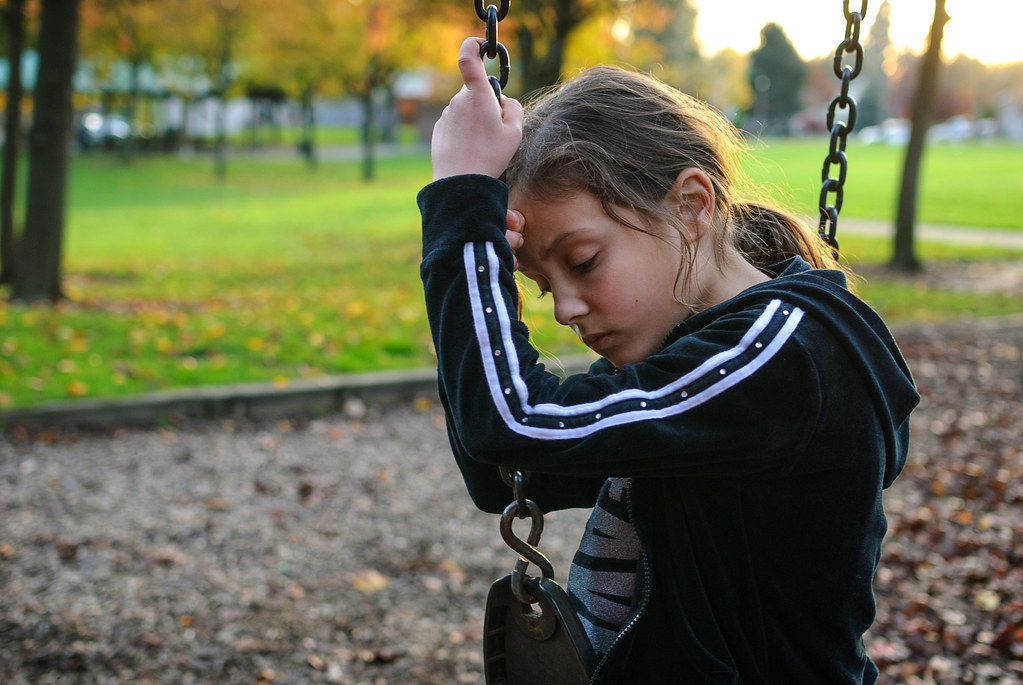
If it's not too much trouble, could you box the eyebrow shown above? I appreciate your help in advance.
[540,229,587,260]
[516,228,585,276]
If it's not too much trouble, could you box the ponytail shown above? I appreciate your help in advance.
[730,201,841,272]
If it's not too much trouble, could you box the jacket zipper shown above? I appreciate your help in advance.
[588,479,653,684]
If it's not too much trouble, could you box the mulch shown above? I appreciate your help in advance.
[1,265,1021,684]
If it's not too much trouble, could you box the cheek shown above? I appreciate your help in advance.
[636,233,685,287]
[645,250,685,301]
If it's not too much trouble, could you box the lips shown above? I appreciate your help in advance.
[571,324,613,354]
[581,332,612,353]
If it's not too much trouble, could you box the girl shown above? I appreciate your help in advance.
[419,38,919,683]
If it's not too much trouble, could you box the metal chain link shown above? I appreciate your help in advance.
[474,0,510,102]
[499,466,529,518]
[819,0,867,258]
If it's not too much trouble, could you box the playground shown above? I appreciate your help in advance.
[3,1,1022,681]
[2,302,1022,684]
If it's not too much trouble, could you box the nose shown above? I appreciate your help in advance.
[552,285,589,326]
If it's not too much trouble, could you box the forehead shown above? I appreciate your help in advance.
[510,190,605,237]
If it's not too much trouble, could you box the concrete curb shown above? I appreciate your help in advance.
[0,356,598,433]
[0,368,438,432]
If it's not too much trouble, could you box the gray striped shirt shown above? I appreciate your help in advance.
[567,477,640,656]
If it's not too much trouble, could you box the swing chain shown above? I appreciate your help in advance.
[819,0,867,257]
[474,0,510,101]
[500,465,530,518]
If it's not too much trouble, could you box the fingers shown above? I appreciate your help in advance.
[505,231,522,271]
[505,210,525,270]
[505,229,524,251]
[506,209,525,235]
[500,93,523,122]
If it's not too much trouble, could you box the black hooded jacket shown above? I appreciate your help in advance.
[418,175,920,683]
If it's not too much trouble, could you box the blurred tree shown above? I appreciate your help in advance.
[801,55,840,119]
[938,55,987,120]
[11,0,79,303]
[891,0,949,273]
[78,0,165,155]
[205,0,241,178]
[634,0,701,95]
[157,0,247,178]
[537,0,715,103]
[1,0,27,286]
[239,0,336,168]
[858,0,892,129]
[748,22,805,134]
[242,0,457,179]
[703,48,752,120]
[515,0,618,96]
[336,0,408,181]
[560,0,687,85]
[888,51,922,118]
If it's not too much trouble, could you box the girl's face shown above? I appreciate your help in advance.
[510,190,692,368]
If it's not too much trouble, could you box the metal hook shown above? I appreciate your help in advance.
[500,500,555,580]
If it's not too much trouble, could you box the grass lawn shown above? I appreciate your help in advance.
[746,138,1023,230]
[1,140,1021,409]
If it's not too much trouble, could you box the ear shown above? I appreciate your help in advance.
[666,168,716,239]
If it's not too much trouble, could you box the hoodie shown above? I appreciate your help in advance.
[418,174,920,683]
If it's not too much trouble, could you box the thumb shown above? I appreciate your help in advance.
[456,37,490,93]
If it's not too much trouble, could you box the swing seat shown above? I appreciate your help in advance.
[484,574,597,685]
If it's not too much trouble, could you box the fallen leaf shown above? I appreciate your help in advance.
[205,497,230,511]
[66,380,89,397]
[975,589,1001,611]
[143,547,190,566]
[352,569,390,593]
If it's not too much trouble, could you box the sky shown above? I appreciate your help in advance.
[690,0,1023,65]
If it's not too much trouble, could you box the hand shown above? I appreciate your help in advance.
[431,37,523,181]
[505,209,524,270]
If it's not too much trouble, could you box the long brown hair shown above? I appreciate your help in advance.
[505,65,840,280]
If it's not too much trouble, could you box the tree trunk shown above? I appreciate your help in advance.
[891,0,949,273]
[213,97,227,179]
[516,0,582,96]
[361,90,375,182]
[211,3,237,180]
[1,0,26,286]
[11,0,80,304]
[121,56,141,160]
[299,85,317,169]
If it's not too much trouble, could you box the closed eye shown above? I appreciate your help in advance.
[572,254,598,274]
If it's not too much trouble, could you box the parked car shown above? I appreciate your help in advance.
[76,112,133,150]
